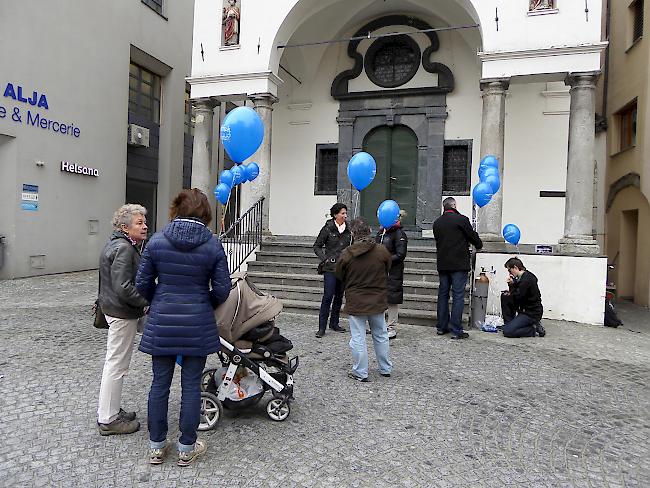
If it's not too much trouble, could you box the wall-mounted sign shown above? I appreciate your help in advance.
[535,245,553,255]
[21,184,39,211]
[61,161,99,177]
[0,82,81,138]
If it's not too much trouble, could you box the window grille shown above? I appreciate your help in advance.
[633,0,644,42]
[443,141,472,195]
[129,63,161,123]
[314,144,338,195]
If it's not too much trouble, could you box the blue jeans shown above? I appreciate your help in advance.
[318,272,344,332]
[503,314,536,338]
[437,271,468,336]
[348,314,392,379]
[148,355,207,451]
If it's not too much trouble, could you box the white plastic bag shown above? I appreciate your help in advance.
[483,314,504,327]
[216,366,264,401]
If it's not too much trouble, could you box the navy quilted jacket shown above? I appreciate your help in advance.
[136,218,231,356]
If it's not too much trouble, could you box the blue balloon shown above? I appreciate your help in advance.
[219,169,234,189]
[246,162,260,182]
[484,174,500,193]
[220,106,264,163]
[239,165,250,183]
[231,165,244,185]
[480,155,499,168]
[479,166,499,181]
[503,224,521,245]
[472,182,493,208]
[214,183,231,205]
[347,152,377,191]
[377,200,400,228]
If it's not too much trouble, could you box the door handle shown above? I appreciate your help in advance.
[390,177,397,180]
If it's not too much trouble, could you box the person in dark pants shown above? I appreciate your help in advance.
[313,203,353,338]
[136,189,231,466]
[375,210,408,339]
[501,257,545,338]
[432,197,483,339]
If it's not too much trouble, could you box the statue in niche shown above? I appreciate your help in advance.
[222,0,241,46]
[529,0,555,10]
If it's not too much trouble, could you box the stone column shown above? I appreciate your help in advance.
[477,78,510,242]
[336,115,356,215]
[191,98,219,214]
[558,71,601,254]
[247,93,278,234]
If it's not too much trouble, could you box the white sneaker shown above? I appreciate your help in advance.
[387,326,397,339]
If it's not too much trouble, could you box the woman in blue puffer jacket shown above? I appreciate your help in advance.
[136,188,231,467]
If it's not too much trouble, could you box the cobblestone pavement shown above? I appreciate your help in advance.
[1,271,649,488]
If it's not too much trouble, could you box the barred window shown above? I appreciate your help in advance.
[443,141,472,195]
[142,0,163,15]
[129,63,161,123]
[632,0,644,43]
[314,144,338,195]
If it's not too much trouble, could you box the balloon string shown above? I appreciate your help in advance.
[380,229,386,244]
[354,191,359,218]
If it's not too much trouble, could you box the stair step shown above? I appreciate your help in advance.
[279,299,468,327]
[259,242,436,260]
[255,251,436,269]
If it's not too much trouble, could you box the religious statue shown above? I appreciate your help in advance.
[222,0,241,46]
[529,0,555,10]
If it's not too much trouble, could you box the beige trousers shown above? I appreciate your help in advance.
[97,315,138,424]
[386,304,399,327]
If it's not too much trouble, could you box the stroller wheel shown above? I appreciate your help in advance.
[198,392,222,431]
[266,398,290,422]
[200,369,218,392]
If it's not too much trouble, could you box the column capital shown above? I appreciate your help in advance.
[249,93,279,110]
[191,97,219,113]
[565,71,601,89]
[479,78,510,93]
[336,116,355,127]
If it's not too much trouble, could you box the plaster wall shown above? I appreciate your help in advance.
[0,0,194,278]
[475,253,607,325]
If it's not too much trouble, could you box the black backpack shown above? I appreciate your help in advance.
[604,298,623,328]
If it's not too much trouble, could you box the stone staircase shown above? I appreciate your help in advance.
[246,235,469,327]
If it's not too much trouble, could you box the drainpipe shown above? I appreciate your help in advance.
[597,0,611,132]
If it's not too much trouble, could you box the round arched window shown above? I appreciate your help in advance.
[365,35,421,88]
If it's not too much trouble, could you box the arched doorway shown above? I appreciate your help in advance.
[361,125,418,227]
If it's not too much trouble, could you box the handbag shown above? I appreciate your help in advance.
[93,270,109,329]
[93,299,109,329]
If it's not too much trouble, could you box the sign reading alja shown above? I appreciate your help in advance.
[1,82,81,138]
[61,161,99,177]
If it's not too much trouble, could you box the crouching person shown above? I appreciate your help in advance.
[336,218,393,382]
[501,257,545,338]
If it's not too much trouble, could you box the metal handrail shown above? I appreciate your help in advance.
[219,197,265,273]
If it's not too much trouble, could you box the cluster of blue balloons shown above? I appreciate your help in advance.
[472,155,500,208]
[215,106,265,205]
[214,163,260,205]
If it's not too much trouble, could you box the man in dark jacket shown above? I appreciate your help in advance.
[97,204,150,436]
[375,211,408,339]
[501,257,545,338]
[336,218,392,382]
[432,197,483,339]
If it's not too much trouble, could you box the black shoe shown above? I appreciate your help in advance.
[536,323,546,337]
[436,329,449,336]
[451,332,470,340]
[330,326,346,333]
[315,330,325,338]
[348,371,369,382]
[118,408,136,422]
[380,372,391,378]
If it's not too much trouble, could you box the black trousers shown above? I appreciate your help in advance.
[501,293,536,338]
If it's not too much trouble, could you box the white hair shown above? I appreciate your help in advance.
[111,204,147,230]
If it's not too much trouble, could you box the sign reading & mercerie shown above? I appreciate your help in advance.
[0,82,82,138]
[61,161,99,177]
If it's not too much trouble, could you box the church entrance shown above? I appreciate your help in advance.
[361,125,418,227]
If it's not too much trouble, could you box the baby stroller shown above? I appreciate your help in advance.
[198,272,298,430]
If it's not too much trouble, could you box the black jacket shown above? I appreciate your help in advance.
[432,209,483,272]
[375,224,408,304]
[509,270,543,322]
[98,231,149,319]
[313,219,353,273]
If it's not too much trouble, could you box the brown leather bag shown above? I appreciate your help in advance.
[93,299,109,329]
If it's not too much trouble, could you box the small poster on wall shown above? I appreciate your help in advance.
[21,184,39,211]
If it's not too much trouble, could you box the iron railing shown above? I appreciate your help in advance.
[219,197,264,273]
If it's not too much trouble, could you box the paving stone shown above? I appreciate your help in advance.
[0,271,649,487]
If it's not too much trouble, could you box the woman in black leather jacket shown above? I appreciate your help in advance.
[313,203,352,338]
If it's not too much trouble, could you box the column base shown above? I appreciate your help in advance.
[557,236,601,255]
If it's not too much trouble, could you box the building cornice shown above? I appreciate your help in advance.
[478,42,608,62]
[186,71,284,87]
